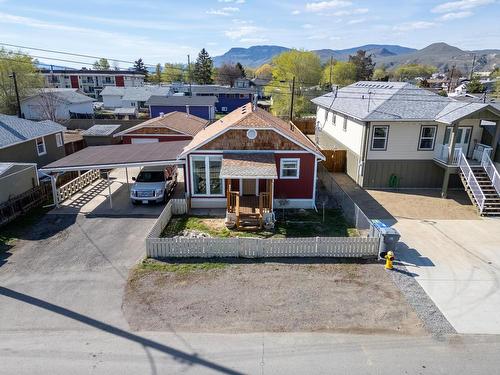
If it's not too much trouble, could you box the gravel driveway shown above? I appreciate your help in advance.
[124,260,425,335]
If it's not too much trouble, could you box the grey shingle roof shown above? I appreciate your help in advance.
[311,81,495,124]
[146,95,218,106]
[23,88,94,104]
[220,153,278,179]
[82,124,121,137]
[189,85,255,95]
[101,86,171,101]
[0,115,66,149]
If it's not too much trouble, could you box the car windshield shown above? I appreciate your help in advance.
[136,171,164,183]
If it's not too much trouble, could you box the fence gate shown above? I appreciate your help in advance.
[321,150,347,173]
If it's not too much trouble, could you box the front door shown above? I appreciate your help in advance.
[444,126,472,155]
[241,179,256,196]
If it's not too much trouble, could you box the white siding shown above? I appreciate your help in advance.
[316,107,364,155]
[102,95,123,108]
[366,120,483,160]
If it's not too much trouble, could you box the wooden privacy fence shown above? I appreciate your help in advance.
[0,182,52,226]
[291,118,316,135]
[145,200,380,258]
[56,169,100,203]
[321,149,347,173]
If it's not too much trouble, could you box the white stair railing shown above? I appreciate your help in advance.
[481,151,500,195]
[459,152,486,214]
[434,144,462,166]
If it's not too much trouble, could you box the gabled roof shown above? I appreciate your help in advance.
[22,88,94,104]
[100,86,171,101]
[311,81,496,124]
[180,103,323,158]
[82,124,122,137]
[114,111,208,137]
[146,95,218,107]
[0,115,66,149]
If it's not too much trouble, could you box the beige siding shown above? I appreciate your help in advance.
[366,120,483,160]
[316,107,364,155]
[0,165,38,203]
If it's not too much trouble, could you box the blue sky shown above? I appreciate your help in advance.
[0,0,498,68]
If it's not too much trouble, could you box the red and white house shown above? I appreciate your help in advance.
[179,103,325,228]
[114,111,209,144]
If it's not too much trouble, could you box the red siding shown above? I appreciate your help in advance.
[274,153,315,199]
[70,75,79,88]
[115,76,125,87]
[122,135,192,144]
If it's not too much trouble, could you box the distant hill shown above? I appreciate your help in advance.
[213,42,500,73]
[213,44,416,67]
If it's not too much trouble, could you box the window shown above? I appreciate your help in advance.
[56,133,63,147]
[36,137,46,156]
[191,156,223,196]
[371,126,389,150]
[418,125,437,150]
[342,117,347,132]
[280,158,300,179]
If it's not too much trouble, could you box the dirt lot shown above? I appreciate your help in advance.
[123,260,425,335]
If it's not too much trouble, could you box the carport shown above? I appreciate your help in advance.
[40,140,189,209]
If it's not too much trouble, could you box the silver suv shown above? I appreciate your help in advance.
[130,166,177,205]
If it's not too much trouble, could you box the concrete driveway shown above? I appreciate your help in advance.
[395,218,500,334]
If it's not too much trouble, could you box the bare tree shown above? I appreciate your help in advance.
[35,89,60,121]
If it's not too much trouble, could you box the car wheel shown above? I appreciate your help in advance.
[132,200,139,205]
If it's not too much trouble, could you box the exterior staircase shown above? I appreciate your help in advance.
[459,152,500,217]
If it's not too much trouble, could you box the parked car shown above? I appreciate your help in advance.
[130,165,177,204]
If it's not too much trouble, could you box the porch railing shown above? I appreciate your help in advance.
[259,192,271,215]
[473,143,493,162]
[56,169,100,203]
[434,144,462,166]
[459,152,486,214]
[481,151,500,195]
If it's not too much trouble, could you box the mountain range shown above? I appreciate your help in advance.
[213,43,500,73]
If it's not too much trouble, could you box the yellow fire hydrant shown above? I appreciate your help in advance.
[384,251,395,270]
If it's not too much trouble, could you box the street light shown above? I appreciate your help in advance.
[9,72,22,118]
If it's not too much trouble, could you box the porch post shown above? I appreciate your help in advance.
[448,121,459,163]
[490,120,500,161]
[51,174,59,208]
[441,169,451,198]
[125,167,130,194]
[107,171,113,209]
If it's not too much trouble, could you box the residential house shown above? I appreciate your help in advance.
[311,81,500,199]
[41,69,145,99]
[146,95,217,120]
[0,162,39,203]
[82,125,122,146]
[114,111,208,144]
[178,103,325,227]
[21,88,94,121]
[100,86,171,109]
[0,114,66,167]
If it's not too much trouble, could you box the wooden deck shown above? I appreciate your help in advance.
[239,196,260,214]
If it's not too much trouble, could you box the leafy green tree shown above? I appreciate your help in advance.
[373,66,390,81]
[467,75,485,93]
[330,62,357,87]
[265,49,322,118]
[149,63,162,84]
[320,58,337,86]
[235,62,246,78]
[0,48,43,114]
[437,89,448,97]
[133,58,149,78]
[494,81,500,98]
[393,64,437,81]
[162,63,185,83]
[192,48,214,84]
[348,50,375,81]
[92,58,110,70]
[255,63,272,80]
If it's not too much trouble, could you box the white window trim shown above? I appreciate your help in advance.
[36,137,47,156]
[418,125,437,151]
[56,133,63,147]
[279,158,300,179]
[371,125,389,151]
[190,155,225,197]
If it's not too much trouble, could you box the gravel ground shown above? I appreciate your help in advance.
[389,262,456,337]
[124,260,426,335]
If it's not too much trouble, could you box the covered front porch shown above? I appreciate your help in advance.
[220,153,277,229]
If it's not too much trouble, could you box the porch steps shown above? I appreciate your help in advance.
[460,167,500,217]
[238,213,263,230]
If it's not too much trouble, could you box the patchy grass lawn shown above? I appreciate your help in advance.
[161,209,357,238]
[124,258,425,335]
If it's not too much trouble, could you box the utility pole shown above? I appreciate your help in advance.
[470,54,476,80]
[9,72,21,118]
[289,76,295,122]
[329,56,333,88]
[187,54,192,97]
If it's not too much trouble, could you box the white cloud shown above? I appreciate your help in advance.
[206,6,240,16]
[218,0,245,3]
[306,1,352,12]
[239,37,269,43]
[439,11,473,20]
[302,23,314,29]
[331,7,368,16]
[393,21,435,31]
[291,10,301,15]
[224,25,261,39]
[347,18,365,24]
[432,0,494,13]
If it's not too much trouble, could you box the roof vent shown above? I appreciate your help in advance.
[159,112,164,118]
[246,128,257,140]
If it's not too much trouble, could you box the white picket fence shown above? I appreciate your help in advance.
[171,198,188,215]
[56,169,100,203]
[145,200,381,258]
